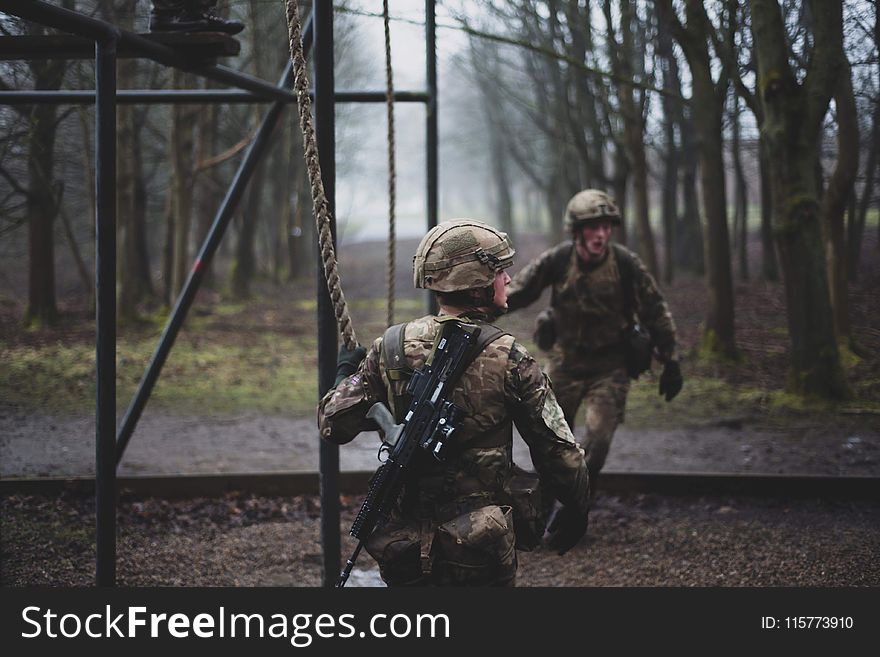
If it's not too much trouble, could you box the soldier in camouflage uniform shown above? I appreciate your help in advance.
[507,189,684,497]
[319,219,591,586]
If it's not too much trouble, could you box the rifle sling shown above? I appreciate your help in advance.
[380,319,509,436]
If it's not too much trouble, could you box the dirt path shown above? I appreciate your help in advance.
[2,405,878,478]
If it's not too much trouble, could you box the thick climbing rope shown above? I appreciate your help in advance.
[383,0,397,328]
[284,0,357,349]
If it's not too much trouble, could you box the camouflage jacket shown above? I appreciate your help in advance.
[507,242,677,374]
[317,313,590,518]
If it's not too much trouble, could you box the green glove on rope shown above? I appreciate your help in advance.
[335,344,367,387]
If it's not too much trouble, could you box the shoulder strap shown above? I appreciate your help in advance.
[613,244,636,325]
[381,322,412,381]
[381,320,508,384]
[380,322,411,421]
[471,324,509,360]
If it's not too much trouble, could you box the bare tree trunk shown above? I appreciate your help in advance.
[610,139,630,247]
[116,10,154,321]
[231,117,263,299]
[749,0,849,399]
[75,105,96,310]
[118,103,154,319]
[851,6,880,273]
[657,13,680,285]
[850,100,878,275]
[655,13,703,276]
[821,61,859,343]
[269,120,290,284]
[24,22,66,327]
[168,72,198,300]
[489,122,515,238]
[731,91,749,281]
[195,79,222,290]
[677,105,704,275]
[288,165,312,280]
[605,0,657,276]
[758,138,779,280]
[58,204,93,308]
[563,0,606,188]
[661,0,737,358]
[475,44,515,238]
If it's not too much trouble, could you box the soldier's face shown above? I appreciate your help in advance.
[577,221,612,261]
[491,270,511,310]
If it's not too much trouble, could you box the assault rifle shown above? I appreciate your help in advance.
[336,320,482,587]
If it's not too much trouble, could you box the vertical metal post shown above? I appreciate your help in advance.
[426,0,439,315]
[315,0,340,588]
[95,35,117,587]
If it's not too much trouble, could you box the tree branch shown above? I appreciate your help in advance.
[0,163,31,198]
[801,0,845,139]
[195,131,255,173]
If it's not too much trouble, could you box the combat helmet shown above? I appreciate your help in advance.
[413,219,515,292]
[563,189,621,232]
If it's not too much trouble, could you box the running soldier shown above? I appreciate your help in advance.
[507,189,683,498]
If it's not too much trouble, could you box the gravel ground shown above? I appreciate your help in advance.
[2,488,877,587]
[4,406,879,587]
[3,409,879,477]
[3,406,879,588]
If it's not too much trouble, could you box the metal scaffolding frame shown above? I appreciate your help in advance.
[0,0,439,588]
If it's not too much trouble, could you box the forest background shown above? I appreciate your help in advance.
[1,0,879,475]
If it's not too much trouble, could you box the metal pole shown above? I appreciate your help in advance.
[0,89,428,105]
[314,0,341,588]
[95,34,118,587]
[426,0,439,315]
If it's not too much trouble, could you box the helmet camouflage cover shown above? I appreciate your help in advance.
[413,219,515,292]
[563,189,622,232]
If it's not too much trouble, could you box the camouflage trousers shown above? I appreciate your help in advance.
[546,363,630,480]
[364,504,517,587]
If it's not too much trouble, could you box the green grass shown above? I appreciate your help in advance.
[0,333,321,416]
[623,371,880,430]
[5,332,876,425]
[624,374,768,429]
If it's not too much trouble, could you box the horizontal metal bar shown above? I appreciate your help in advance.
[2,472,877,500]
[336,90,429,103]
[0,33,240,60]
[0,90,430,105]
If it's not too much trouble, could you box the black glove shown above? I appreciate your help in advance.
[334,344,367,387]
[658,360,683,402]
[544,504,589,555]
[533,308,556,351]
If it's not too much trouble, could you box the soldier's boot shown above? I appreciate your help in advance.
[150,1,244,35]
